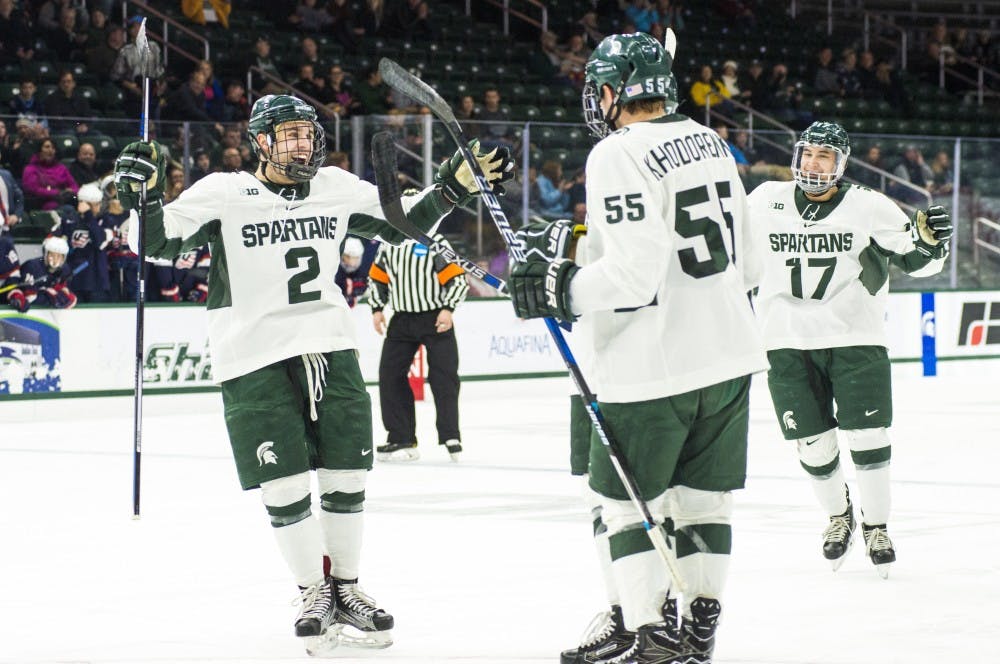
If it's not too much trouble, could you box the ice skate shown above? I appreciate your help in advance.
[442,439,463,462]
[330,578,394,648]
[560,604,635,664]
[294,578,338,656]
[862,524,896,579]
[682,597,721,664]
[822,499,856,571]
[597,597,688,664]
[376,441,419,462]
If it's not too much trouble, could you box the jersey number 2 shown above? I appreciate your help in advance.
[285,247,322,304]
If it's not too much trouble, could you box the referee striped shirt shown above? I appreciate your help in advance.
[367,234,469,313]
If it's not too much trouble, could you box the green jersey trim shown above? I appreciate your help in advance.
[205,219,232,310]
[793,182,850,221]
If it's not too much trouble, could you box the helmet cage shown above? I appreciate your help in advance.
[255,120,326,182]
[791,140,850,194]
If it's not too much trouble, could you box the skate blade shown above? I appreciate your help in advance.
[448,452,461,462]
[874,563,891,579]
[331,624,393,649]
[826,532,855,572]
[376,449,419,462]
[304,630,339,657]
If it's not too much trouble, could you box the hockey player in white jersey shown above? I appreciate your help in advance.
[111,94,513,655]
[509,33,768,664]
[746,121,952,578]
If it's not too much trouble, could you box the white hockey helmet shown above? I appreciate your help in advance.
[43,235,70,271]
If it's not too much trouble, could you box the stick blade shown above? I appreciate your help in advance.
[370,131,401,209]
[378,58,453,122]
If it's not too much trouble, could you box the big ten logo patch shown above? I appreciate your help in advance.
[143,342,212,383]
[0,315,61,394]
[957,302,1000,346]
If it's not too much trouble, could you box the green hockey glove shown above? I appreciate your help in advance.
[114,140,167,211]
[912,205,952,258]
[514,219,587,262]
[509,258,579,323]
[435,139,515,207]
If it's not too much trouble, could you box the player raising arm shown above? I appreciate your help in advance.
[509,33,767,664]
[112,94,513,655]
[746,121,951,579]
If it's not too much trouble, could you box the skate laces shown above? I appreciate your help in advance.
[302,353,329,421]
[337,582,381,617]
[823,512,853,544]
[296,581,333,619]
[579,609,617,648]
[865,526,892,553]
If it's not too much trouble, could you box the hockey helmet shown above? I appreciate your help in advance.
[791,121,851,195]
[42,235,69,272]
[583,32,678,139]
[248,94,326,182]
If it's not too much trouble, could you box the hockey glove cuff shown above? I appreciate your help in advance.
[510,259,579,323]
[912,205,952,258]
[435,140,515,207]
[7,288,29,312]
[514,219,587,262]
[114,140,167,210]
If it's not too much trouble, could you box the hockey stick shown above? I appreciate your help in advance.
[378,59,684,591]
[131,18,153,520]
[369,132,507,294]
[0,260,90,296]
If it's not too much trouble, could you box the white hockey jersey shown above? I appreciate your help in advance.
[568,115,768,403]
[140,167,447,382]
[746,181,945,351]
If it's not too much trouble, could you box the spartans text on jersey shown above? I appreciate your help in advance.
[241,216,339,247]
[769,232,854,253]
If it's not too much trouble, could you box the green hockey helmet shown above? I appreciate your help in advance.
[791,121,851,194]
[582,32,677,139]
[248,94,326,182]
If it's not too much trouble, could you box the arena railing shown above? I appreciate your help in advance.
[120,0,210,67]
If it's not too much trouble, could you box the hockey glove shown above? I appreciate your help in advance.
[912,205,952,258]
[51,286,77,309]
[435,140,515,207]
[114,140,167,211]
[7,288,29,312]
[514,219,587,262]
[509,258,579,323]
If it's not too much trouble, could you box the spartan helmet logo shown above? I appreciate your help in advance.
[782,411,798,431]
[256,442,278,467]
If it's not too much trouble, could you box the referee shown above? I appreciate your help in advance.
[368,232,469,462]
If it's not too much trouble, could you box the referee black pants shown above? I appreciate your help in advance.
[378,309,461,446]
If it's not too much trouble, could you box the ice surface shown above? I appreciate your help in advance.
[1,364,998,663]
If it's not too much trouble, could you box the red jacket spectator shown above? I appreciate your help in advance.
[21,139,79,210]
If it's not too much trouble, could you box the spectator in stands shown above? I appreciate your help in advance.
[0,151,25,234]
[536,159,572,218]
[720,60,749,102]
[811,46,840,96]
[874,59,909,112]
[325,151,350,170]
[577,10,604,48]
[0,121,10,169]
[163,162,186,204]
[327,0,362,53]
[714,123,749,175]
[59,182,111,302]
[532,30,574,88]
[219,79,250,122]
[763,63,812,129]
[46,70,93,135]
[929,150,954,197]
[916,41,944,87]
[837,48,863,98]
[21,138,79,210]
[289,0,334,32]
[37,0,88,34]
[48,5,88,62]
[9,115,49,179]
[220,147,243,173]
[567,167,586,207]
[165,70,224,142]
[0,0,35,65]
[189,150,212,183]
[242,35,284,96]
[689,64,733,119]
[386,0,435,41]
[562,33,592,89]
[853,144,886,191]
[297,36,324,73]
[474,87,514,150]
[84,7,108,50]
[890,145,934,204]
[929,21,958,67]
[857,50,880,98]
[111,16,166,119]
[620,0,656,33]
[67,142,99,186]
[180,0,232,28]
[320,64,356,118]
[739,59,768,108]
[291,63,325,102]
[210,125,246,170]
[198,60,225,121]
[652,0,684,31]
[354,66,394,115]
[9,78,48,128]
[455,94,476,123]
[971,30,996,70]
[87,24,125,84]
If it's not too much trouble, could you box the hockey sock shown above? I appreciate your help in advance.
[582,477,619,606]
[669,487,733,615]
[844,428,892,525]
[261,473,325,588]
[317,469,366,579]
[796,429,850,516]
